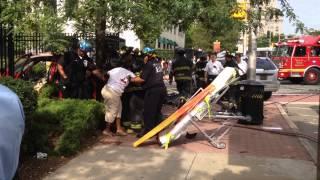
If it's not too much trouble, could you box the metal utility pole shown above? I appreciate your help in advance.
[247,28,257,80]
[243,31,247,56]
[8,24,14,77]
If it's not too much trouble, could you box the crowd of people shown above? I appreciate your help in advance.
[54,41,168,138]
[169,49,248,99]
[0,40,249,179]
[54,40,248,139]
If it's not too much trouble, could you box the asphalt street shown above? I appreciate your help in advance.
[275,80,320,95]
[273,80,320,162]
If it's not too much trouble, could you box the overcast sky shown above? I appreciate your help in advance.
[282,0,320,35]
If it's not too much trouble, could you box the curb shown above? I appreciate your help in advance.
[276,103,317,163]
[274,94,320,96]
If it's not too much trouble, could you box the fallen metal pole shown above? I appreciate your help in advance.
[159,67,248,148]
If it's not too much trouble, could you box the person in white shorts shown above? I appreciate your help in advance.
[101,66,137,136]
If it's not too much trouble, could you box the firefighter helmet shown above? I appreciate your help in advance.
[79,40,93,52]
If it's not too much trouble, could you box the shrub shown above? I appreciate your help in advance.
[0,77,104,156]
[38,83,59,99]
[32,98,104,155]
[0,77,37,117]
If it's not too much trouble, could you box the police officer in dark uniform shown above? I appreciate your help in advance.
[195,54,208,89]
[169,47,193,98]
[57,40,103,99]
[130,48,167,137]
[223,53,238,68]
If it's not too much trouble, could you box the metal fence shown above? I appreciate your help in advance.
[0,25,14,76]
[0,25,124,76]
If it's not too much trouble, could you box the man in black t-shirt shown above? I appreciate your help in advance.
[130,53,167,138]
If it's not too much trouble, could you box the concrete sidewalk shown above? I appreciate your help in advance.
[45,102,317,180]
[45,145,315,180]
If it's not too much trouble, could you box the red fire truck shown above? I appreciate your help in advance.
[272,35,320,85]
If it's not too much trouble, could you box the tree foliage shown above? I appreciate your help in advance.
[59,0,243,64]
[306,29,320,36]
[257,33,285,47]
[0,0,68,53]
[1,0,304,59]
[246,0,303,33]
[186,21,242,52]
[177,0,243,51]
[186,23,213,51]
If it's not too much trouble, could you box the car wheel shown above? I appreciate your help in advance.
[304,68,320,85]
[289,78,303,84]
[263,92,272,101]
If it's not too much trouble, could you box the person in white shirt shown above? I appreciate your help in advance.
[101,66,137,136]
[204,52,224,84]
[235,54,248,78]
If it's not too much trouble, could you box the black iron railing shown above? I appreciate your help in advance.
[0,26,122,77]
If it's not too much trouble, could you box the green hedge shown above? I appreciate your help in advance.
[0,77,37,117]
[0,77,105,156]
[32,98,104,155]
[38,83,59,99]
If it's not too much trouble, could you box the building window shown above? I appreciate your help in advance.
[158,41,161,48]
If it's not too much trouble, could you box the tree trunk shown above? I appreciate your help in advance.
[95,15,106,69]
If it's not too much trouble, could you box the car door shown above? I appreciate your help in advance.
[291,46,307,77]
[308,46,320,67]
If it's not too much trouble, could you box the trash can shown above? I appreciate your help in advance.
[237,80,264,125]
